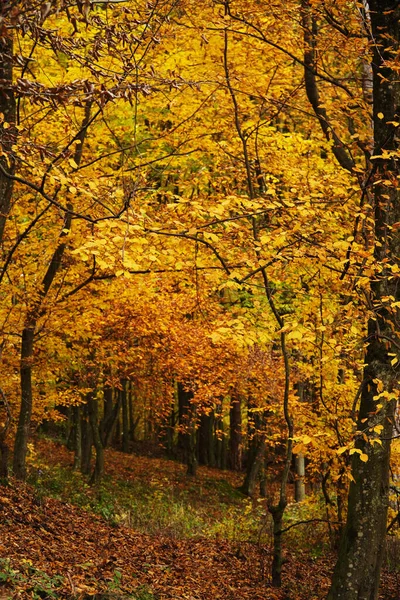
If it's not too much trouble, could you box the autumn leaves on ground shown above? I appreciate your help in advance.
[0,442,359,600]
[0,438,397,600]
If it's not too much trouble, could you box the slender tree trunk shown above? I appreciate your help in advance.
[215,414,227,470]
[73,406,82,471]
[128,381,135,442]
[0,440,8,480]
[328,4,400,598]
[0,28,16,246]
[229,394,242,471]
[13,326,34,479]
[241,436,265,497]
[100,374,113,445]
[121,379,129,453]
[166,403,176,457]
[198,411,215,466]
[0,388,11,482]
[81,405,92,476]
[295,454,306,502]
[88,394,104,484]
[270,504,285,588]
[177,382,197,475]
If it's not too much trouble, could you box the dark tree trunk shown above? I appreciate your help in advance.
[101,384,121,448]
[177,382,197,476]
[165,403,176,458]
[0,440,8,481]
[0,29,16,246]
[241,435,265,497]
[121,379,129,453]
[198,411,215,466]
[241,407,267,496]
[215,416,227,470]
[328,4,400,598]
[229,394,242,471]
[100,376,113,444]
[0,389,10,482]
[88,394,104,484]
[13,326,34,480]
[128,381,136,442]
[73,406,82,471]
[81,405,93,476]
[114,404,121,448]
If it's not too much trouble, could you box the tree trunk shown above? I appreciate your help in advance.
[88,394,104,484]
[198,411,215,466]
[121,379,129,453]
[81,405,93,476]
[294,454,306,502]
[13,326,34,480]
[229,394,242,471]
[328,4,400,598]
[0,29,16,246]
[100,375,113,445]
[177,382,197,475]
[128,381,135,442]
[270,504,285,588]
[73,406,82,471]
[0,440,8,481]
[0,389,11,483]
[241,436,265,497]
[215,415,227,470]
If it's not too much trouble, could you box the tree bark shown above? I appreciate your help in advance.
[241,436,265,497]
[13,325,35,479]
[295,454,306,502]
[328,4,400,598]
[73,406,82,471]
[229,394,242,471]
[88,394,104,484]
[81,404,93,476]
[198,411,215,466]
[121,379,129,453]
[177,382,197,475]
[0,28,16,246]
[0,388,11,482]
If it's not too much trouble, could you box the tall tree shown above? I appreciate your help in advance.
[327,3,400,598]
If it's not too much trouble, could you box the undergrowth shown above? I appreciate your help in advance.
[0,558,156,600]
[0,558,63,599]
[26,453,331,554]
[27,463,256,540]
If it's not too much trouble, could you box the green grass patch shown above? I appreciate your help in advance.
[0,558,64,599]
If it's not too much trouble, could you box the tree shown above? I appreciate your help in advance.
[0,0,179,479]
[327,3,400,597]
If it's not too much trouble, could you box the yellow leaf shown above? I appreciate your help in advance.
[377,112,384,119]
[287,329,303,341]
[360,453,368,462]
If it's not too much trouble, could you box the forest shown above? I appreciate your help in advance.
[0,1,399,599]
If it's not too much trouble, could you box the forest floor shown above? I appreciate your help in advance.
[0,438,399,599]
